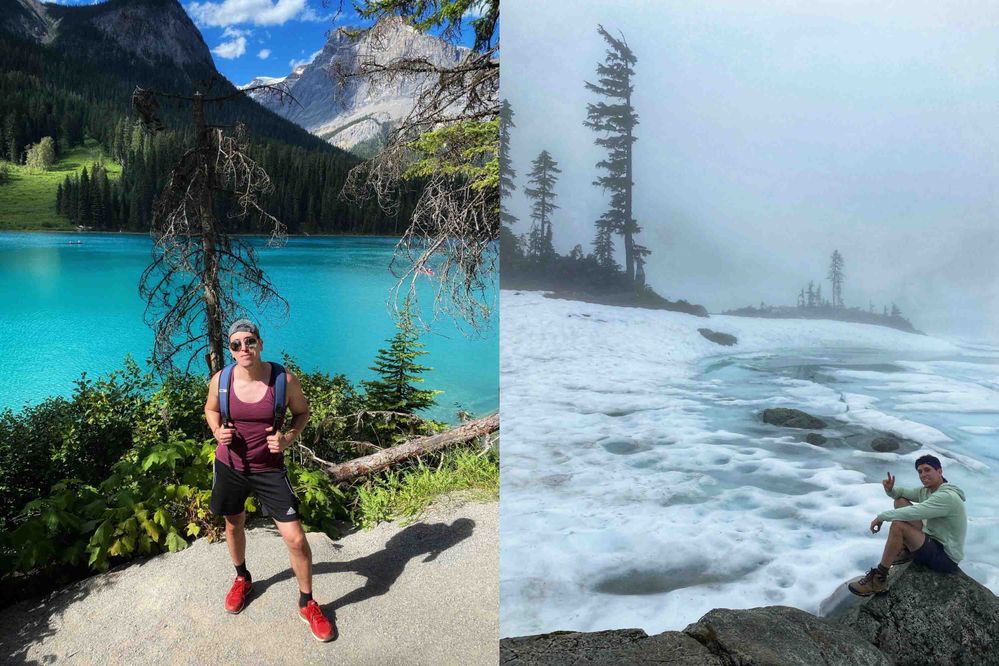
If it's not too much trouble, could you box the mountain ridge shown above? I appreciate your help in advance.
[245,16,468,154]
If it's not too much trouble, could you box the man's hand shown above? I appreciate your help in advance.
[882,472,895,493]
[214,425,236,446]
[870,517,884,533]
[265,426,289,454]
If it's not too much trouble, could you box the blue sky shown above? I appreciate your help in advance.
[50,0,483,87]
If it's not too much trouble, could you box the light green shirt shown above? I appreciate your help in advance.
[878,482,967,563]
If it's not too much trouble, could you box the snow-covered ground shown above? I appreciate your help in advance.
[500,291,999,637]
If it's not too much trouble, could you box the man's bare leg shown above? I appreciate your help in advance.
[275,519,312,594]
[225,512,248,565]
[879,498,925,568]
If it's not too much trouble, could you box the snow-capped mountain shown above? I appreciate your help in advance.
[244,17,468,155]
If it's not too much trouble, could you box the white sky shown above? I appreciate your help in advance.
[502,0,999,341]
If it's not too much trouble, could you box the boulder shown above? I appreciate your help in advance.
[762,408,827,429]
[500,628,722,665]
[698,328,738,346]
[843,564,999,665]
[805,433,828,446]
[870,436,901,452]
[683,606,891,666]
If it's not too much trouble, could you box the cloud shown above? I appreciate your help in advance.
[222,26,251,38]
[289,48,322,69]
[299,5,331,22]
[463,0,489,19]
[258,48,271,59]
[187,0,320,27]
[212,35,247,59]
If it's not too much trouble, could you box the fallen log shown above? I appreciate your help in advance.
[301,413,499,482]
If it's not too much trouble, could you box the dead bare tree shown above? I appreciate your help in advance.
[325,1,500,332]
[133,79,297,374]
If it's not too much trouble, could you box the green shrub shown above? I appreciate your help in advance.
[0,352,471,580]
[354,447,499,529]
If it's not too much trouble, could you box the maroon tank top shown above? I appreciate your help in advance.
[216,365,284,473]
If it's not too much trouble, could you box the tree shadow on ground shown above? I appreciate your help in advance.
[0,571,118,665]
[253,517,476,614]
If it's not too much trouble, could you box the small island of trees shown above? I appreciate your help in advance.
[723,250,921,334]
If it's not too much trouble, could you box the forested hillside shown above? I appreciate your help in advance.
[0,0,413,233]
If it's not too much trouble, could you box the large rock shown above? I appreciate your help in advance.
[870,436,901,452]
[762,408,827,429]
[843,564,999,665]
[500,628,722,665]
[698,328,738,346]
[683,606,891,666]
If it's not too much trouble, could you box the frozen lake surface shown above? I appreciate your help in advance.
[500,291,999,636]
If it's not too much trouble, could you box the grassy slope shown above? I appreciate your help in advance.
[0,139,121,230]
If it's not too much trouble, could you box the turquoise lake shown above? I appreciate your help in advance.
[0,232,498,422]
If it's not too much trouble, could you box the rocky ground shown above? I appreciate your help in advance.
[501,564,999,666]
[0,497,498,665]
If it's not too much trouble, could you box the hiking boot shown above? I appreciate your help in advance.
[848,567,888,596]
[225,576,253,614]
[892,548,912,566]
[299,600,335,642]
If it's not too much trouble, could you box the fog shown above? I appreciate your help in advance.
[502,0,999,341]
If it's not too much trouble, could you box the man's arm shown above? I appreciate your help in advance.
[886,485,923,502]
[205,371,233,444]
[878,491,954,522]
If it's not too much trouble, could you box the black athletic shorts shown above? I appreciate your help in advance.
[210,458,300,522]
[912,535,959,573]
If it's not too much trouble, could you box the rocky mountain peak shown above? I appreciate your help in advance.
[1,0,53,41]
[77,0,214,68]
[245,16,469,155]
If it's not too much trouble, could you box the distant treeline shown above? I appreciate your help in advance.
[723,250,920,334]
[0,32,415,234]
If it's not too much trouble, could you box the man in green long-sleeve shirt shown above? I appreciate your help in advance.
[849,454,967,596]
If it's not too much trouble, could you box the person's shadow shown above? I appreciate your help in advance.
[253,517,476,619]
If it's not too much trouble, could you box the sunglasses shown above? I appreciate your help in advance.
[229,337,259,352]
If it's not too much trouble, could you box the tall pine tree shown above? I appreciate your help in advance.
[499,99,523,267]
[584,25,643,282]
[362,298,438,415]
[828,249,845,308]
[524,150,560,261]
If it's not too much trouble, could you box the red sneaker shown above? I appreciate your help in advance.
[224,576,253,614]
[299,600,335,642]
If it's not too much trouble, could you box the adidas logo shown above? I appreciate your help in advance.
[286,507,296,516]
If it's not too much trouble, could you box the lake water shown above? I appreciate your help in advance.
[0,232,497,422]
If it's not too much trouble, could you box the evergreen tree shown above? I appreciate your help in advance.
[361,299,438,415]
[828,249,845,308]
[77,166,90,227]
[524,150,560,261]
[807,280,815,307]
[499,99,522,267]
[891,303,901,318]
[592,215,617,271]
[584,25,642,283]
[499,99,517,228]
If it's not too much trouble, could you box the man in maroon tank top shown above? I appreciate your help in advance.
[204,319,335,643]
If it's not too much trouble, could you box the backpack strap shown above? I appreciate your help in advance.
[271,362,287,430]
[218,363,236,426]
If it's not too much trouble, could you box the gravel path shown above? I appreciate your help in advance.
[0,498,498,665]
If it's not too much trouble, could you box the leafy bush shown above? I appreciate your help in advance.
[0,348,477,583]
[354,447,499,529]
